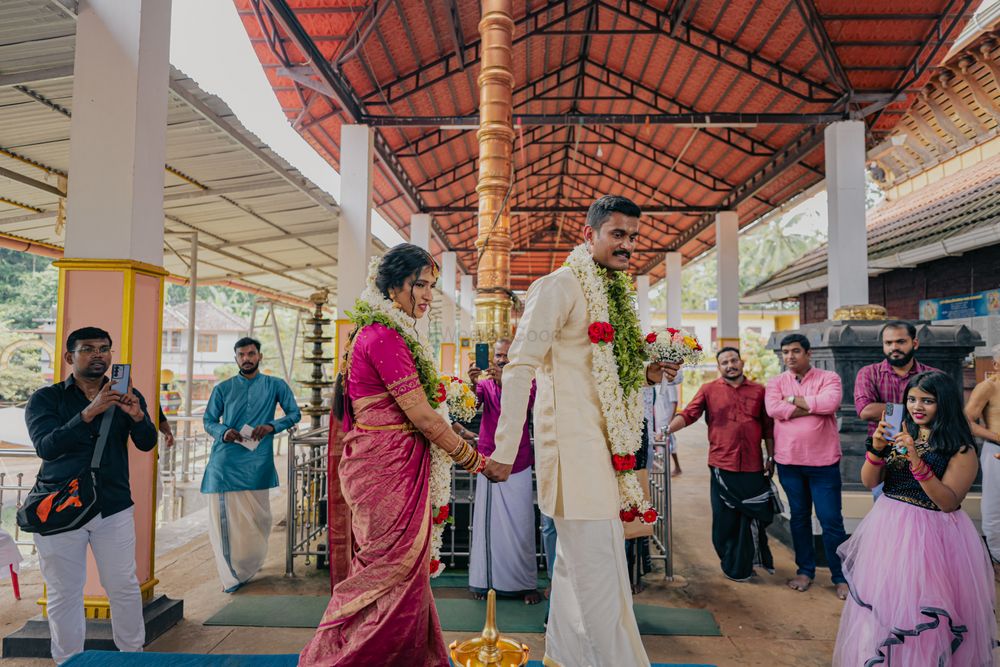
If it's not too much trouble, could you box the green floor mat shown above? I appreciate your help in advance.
[204,595,329,628]
[431,568,549,590]
[204,595,720,637]
[435,599,720,636]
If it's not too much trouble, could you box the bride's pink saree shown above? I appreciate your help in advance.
[299,323,448,666]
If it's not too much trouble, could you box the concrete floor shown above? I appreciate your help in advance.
[3,421,998,666]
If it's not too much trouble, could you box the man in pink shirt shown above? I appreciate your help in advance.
[764,333,848,600]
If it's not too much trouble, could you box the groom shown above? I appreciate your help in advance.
[487,195,677,667]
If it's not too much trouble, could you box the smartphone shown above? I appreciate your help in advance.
[110,363,131,394]
[884,402,904,440]
[475,343,490,371]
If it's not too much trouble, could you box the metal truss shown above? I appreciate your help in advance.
[595,0,843,103]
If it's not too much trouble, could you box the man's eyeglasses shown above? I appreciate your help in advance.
[74,345,112,355]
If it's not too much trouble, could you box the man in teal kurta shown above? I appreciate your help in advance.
[202,337,301,592]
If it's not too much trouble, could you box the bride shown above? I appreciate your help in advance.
[299,243,506,666]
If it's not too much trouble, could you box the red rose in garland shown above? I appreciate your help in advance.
[645,332,658,344]
[643,509,658,524]
[612,454,636,471]
[429,559,440,574]
[435,382,447,404]
[619,508,637,522]
[432,505,450,525]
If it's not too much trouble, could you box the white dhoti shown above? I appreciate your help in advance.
[469,468,537,594]
[206,490,271,592]
[981,441,1000,563]
[544,517,649,667]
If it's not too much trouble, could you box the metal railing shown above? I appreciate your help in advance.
[285,426,328,576]
[649,441,674,579]
[0,448,37,553]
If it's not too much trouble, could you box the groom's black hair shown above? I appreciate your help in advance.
[586,195,642,232]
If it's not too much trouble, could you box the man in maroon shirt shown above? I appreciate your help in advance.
[665,347,777,581]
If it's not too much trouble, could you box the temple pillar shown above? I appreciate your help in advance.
[664,252,682,326]
[825,120,869,318]
[715,211,740,349]
[46,0,180,631]
[474,0,515,344]
[636,275,651,333]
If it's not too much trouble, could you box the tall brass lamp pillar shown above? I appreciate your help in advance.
[474,0,515,345]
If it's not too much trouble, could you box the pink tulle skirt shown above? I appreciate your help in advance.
[833,495,997,666]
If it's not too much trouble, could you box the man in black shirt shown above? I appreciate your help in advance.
[25,326,157,664]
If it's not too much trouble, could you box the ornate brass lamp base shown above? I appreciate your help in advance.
[448,590,530,667]
[832,304,889,321]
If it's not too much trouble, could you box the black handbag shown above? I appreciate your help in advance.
[16,408,115,536]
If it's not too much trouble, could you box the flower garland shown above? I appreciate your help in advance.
[350,257,453,575]
[564,244,656,523]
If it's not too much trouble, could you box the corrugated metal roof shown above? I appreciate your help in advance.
[0,0,348,307]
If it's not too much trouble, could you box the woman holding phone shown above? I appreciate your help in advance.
[832,371,996,666]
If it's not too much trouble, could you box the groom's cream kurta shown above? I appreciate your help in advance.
[494,266,618,520]
[494,265,649,667]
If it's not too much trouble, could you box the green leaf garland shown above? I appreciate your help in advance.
[596,263,645,395]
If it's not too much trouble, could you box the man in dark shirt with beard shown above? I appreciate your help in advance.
[665,347,777,581]
[24,326,157,664]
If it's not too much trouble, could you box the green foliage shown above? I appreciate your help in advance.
[740,331,782,384]
[600,266,646,395]
[0,249,57,329]
[654,213,824,313]
[165,284,255,320]
[0,325,46,401]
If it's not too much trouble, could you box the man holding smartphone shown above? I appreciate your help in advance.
[854,321,939,498]
[24,326,157,664]
[201,337,301,592]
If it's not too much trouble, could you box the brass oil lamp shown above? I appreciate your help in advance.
[448,590,530,667]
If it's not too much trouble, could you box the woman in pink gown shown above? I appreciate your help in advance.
[833,372,996,666]
[300,244,501,667]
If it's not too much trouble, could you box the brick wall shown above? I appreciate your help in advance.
[797,243,1000,324]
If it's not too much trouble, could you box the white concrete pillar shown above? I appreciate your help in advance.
[636,275,651,333]
[337,124,374,315]
[664,252,682,325]
[65,0,171,265]
[825,120,869,318]
[716,211,740,347]
[410,213,431,251]
[460,274,474,338]
[440,251,457,342]
[59,0,173,612]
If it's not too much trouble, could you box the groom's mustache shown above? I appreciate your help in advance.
[613,250,631,259]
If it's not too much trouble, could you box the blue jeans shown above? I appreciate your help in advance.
[776,462,848,584]
[539,513,557,579]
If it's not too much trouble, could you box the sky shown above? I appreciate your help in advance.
[168,0,406,248]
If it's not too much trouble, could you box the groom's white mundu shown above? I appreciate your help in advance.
[493,196,653,667]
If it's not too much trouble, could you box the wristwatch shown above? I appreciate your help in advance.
[785,395,795,404]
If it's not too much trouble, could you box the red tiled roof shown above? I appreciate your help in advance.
[237,0,976,289]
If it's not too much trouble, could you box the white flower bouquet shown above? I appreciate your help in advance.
[644,327,703,365]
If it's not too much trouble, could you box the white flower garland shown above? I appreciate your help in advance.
[358,257,453,575]
[564,245,654,520]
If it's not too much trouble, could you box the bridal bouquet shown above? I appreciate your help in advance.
[644,327,703,365]
[440,376,477,423]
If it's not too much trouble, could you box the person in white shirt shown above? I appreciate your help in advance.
[644,371,683,475]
